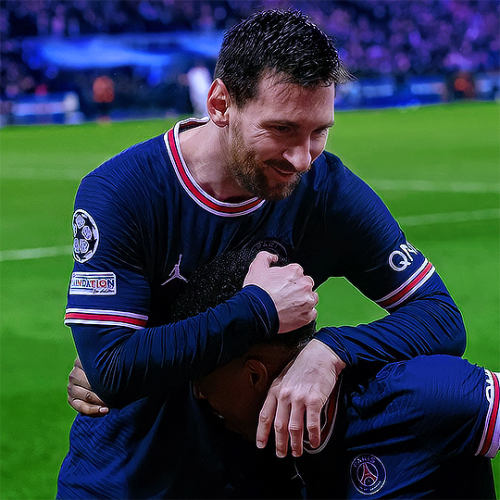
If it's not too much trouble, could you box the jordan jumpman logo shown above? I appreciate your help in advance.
[162,254,188,285]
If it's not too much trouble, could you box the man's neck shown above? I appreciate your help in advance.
[179,121,254,203]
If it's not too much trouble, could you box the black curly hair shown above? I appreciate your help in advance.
[172,241,315,351]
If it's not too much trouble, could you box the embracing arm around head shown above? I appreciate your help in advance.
[67,248,317,413]
[255,160,466,458]
[67,161,317,407]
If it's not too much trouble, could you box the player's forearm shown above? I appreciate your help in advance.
[72,285,278,406]
[315,291,466,372]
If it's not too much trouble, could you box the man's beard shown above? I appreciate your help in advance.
[228,127,305,201]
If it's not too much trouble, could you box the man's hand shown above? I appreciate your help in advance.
[243,251,318,333]
[256,339,345,457]
[67,358,109,415]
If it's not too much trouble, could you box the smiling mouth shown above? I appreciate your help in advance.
[274,167,295,176]
[268,164,298,180]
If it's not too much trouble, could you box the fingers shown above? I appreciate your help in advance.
[68,357,108,415]
[305,400,323,450]
[255,342,342,458]
[256,393,277,450]
[67,394,109,415]
[257,396,322,458]
[250,251,279,272]
[67,382,109,415]
[67,381,103,405]
[288,402,305,457]
[274,397,291,458]
[243,252,317,333]
[69,361,92,391]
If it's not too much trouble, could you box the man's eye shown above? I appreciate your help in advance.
[314,128,329,136]
[274,126,289,133]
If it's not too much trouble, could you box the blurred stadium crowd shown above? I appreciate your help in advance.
[1,0,499,123]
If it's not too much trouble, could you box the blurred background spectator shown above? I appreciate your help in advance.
[92,74,115,122]
[185,60,213,117]
[1,0,498,125]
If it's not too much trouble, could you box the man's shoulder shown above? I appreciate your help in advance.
[306,151,359,193]
[76,133,176,215]
[81,134,172,193]
[316,150,344,169]
[92,134,167,177]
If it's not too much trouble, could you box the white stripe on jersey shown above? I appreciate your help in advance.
[475,370,500,458]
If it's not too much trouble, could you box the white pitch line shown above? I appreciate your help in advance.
[368,179,500,193]
[1,168,85,181]
[0,245,73,262]
[1,209,499,262]
[398,208,500,226]
[2,169,499,193]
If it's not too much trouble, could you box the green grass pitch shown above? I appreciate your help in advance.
[1,101,499,498]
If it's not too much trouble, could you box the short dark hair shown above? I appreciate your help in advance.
[214,9,351,107]
[172,241,315,351]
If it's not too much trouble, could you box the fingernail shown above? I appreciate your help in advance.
[99,407,109,414]
[256,441,265,449]
[276,451,285,458]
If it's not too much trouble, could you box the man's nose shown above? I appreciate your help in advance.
[283,142,312,173]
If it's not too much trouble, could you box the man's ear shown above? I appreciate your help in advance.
[244,359,269,393]
[207,78,231,128]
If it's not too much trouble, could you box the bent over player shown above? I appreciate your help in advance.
[70,244,499,498]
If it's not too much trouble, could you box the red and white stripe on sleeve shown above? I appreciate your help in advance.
[375,259,435,311]
[65,308,148,330]
[476,369,500,458]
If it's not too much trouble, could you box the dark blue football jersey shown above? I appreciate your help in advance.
[59,118,466,497]
[296,356,499,499]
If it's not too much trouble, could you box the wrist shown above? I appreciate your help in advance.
[309,338,346,376]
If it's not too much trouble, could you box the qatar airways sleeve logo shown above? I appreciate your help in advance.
[389,242,418,272]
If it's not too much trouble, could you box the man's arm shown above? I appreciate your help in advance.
[71,252,317,407]
[257,280,465,458]
[315,275,465,367]
[255,160,466,457]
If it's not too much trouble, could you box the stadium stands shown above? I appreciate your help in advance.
[1,0,498,123]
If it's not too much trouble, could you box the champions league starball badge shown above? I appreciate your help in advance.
[350,454,387,495]
[72,209,99,263]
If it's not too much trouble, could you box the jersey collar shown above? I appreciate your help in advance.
[164,118,266,217]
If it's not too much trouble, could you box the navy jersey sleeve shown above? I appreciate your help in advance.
[313,155,466,369]
[65,141,278,406]
[70,286,277,406]
[340,356,498,498]
[350,356,499,460]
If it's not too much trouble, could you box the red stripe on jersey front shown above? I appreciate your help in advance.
[377,261,434,309]
[167,128,263,214]
[479,371,500,457]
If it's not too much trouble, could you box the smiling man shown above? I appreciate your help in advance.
[189,74,335,202]
[59,9,466,498]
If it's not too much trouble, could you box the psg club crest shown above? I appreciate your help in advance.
[350,454,387,495]
[72,209,99,263]
[250,240,289,264]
